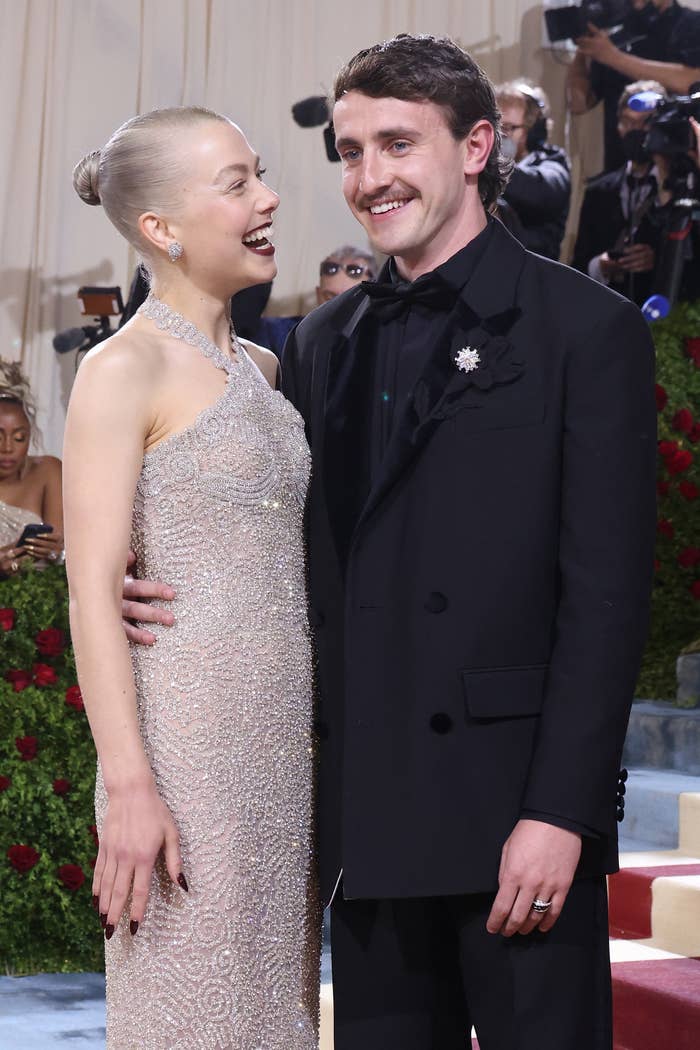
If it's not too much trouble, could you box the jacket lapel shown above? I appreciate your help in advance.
[353,221,528,539]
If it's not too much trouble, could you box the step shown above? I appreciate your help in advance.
[609,852,700,956]
[620,770,700,848]
[610,942,700,1050]
[680,793,700,856]
[624,702,700,775]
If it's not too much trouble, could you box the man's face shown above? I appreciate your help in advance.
[617,105,651,140]
[333,92,492,277]
[630,0,671,12]
[316,256,372,305]
[499,100,529,162]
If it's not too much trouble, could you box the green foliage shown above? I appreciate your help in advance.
[637,302,700,702]
[0,565,103,974]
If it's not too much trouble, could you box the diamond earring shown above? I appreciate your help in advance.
[168,241,183,262]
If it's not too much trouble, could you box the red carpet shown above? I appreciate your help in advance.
[612,956,700,1050]
[608,863,700,939]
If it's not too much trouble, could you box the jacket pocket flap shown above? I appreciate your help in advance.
[461,665,548,719]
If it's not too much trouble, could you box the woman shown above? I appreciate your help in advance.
[0,361,63,577]
[64,107,319,1049]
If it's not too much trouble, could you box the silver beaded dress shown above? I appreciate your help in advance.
[94,296,320,1049]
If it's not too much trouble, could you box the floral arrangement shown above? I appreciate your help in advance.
[638,300,700,701]
[0,564,102,974]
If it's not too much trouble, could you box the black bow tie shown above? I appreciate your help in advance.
[361,274,456,322]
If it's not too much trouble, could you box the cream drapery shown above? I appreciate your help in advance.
[3,0,695,454]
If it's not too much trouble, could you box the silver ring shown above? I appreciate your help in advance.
[532,898,552,913]
[48,551,57,561]
[10,560,19,573]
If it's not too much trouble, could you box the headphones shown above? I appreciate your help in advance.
[516,84,548,152]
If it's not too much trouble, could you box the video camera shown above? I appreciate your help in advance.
[544,0,628,44]
[632,91,700,157]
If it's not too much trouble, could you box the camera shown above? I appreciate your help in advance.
[637,91,700,157]
[544,0,628,43]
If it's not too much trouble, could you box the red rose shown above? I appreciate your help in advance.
[678,547,700,569]
[57,863,85,891]
[692,580,700,600]
[15,736,38,761]
[52,778,71,796]
[88,824,99,848]
[689,424,700,445]
[0,607,15,631]
[32,663,57,687]
[657,519,675,539]
[657,480,670,497]
[654,559,661,573]
[7,844,40,873]
[89,856,97,869]
[65,685,84,712]
[685,337,700,366]
[0,775,11,792]
[658,440,679,458]
[655,384,668,412]
[35,628,65,657]
[666,449,693,476]
[672,408,694,434]
[680,481,699,501]
[4,669,31,692]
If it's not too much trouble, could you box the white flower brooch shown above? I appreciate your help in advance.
[454,346,481,373]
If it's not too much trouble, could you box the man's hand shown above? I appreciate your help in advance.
[598,251,624,282]
[122,551,176,646]
[575,23,620,67]
[486,819,582,937]
[619,243,655,273]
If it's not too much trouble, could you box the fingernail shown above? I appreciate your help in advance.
[92,895,99,910]
[100,912,107,928]
[105,924,114,940]
[177,873,189,892]
[130,920,139,936]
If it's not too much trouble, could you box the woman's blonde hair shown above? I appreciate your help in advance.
[72,106,230,258]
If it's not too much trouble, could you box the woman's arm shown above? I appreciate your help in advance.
[63,339,185,938]
[23,457,64,561]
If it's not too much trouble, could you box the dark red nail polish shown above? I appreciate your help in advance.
[92,895,99,910]
[130,920,139,936]
[100,912,107,928]
[105,924,114,939]
[177,873,189,892]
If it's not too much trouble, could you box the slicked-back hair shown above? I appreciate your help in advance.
[333,34,512,209]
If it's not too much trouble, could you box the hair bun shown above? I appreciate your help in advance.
[72,149,102,206]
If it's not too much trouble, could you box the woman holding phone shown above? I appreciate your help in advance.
[63,107,319,1048]
[0,360,63,577]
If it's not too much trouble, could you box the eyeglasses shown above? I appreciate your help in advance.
[320,260,373,279]
[501,123,526,136]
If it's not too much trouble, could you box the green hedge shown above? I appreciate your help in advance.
[0,565,103,974]
[638,301,700,702]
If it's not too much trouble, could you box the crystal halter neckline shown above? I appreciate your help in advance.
[138,293,240,375]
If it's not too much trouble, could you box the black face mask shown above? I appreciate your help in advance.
[621,128,651,164]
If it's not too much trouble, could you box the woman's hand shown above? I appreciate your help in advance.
[23,530,64,562]
[94,780,188,939]
[0,542,28,575]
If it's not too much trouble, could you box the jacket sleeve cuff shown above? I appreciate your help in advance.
[519,809,600,839]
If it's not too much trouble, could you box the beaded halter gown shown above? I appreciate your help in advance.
[94,296,320,1049]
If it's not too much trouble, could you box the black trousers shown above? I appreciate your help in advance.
[330,877,612,1050]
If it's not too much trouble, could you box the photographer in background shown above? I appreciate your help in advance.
[572,80,665,304]
[495,81,571,259]
[567,0,700,171]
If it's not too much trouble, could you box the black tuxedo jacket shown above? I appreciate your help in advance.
[282,220,657,904]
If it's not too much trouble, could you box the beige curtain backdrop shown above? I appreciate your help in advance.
[1,0,698,454]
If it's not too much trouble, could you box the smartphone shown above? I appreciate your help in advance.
[17,523,53,547]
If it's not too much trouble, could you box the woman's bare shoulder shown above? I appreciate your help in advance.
[239,339,279,388]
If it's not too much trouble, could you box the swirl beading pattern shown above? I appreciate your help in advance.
[95,296,320,1048]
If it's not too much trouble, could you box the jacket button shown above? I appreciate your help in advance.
[309,608,325,628]
[429,712,453,734]
[618,768,628,784]
[618,782,626,797]
[616,806,625,823]
[425,592,448,614]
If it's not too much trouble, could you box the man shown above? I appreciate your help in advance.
[316,245,377,304]
[123,34,656,1050]
[495,81,571,259]
[572,79,665,305]
[566,0,700,171]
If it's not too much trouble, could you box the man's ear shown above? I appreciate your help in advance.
[464,120,495,177]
